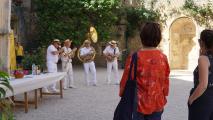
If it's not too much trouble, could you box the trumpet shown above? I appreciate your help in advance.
[62,48,77,58]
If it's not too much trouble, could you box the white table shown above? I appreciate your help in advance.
[6,72,66,113]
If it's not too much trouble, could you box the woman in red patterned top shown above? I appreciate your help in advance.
[120,22,170,120]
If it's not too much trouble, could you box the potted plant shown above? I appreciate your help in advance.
[0,71,14,120]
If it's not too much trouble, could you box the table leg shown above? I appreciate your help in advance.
[39,88,43,99]
[24,92,28,113]
[11,96,15,101]
[60,80,63,99]
[34,89,38,109]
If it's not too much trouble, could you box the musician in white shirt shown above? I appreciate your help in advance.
[61,39,77,89]
[80,40,97,86]
[103,40,120,85]
[44,39,62,93]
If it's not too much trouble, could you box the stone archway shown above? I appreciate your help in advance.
[169,17,196,70]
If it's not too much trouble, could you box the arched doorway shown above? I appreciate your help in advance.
[169,17,196,70]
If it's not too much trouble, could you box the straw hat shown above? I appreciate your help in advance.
[84,40,91,44]
[52,39,60,44]
[109,40,117,45]
[64,39,72,43]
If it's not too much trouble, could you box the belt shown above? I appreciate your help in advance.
[47,62,57,64]
[63,61,72,65]
[83,60,93,63]
[62,60,72,63]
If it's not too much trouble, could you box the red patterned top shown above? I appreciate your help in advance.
[119,50,170,114]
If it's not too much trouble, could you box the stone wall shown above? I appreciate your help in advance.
[0,35,10,72]
[0,0,11,34]
[11,0,35,49]
[0,0,11,72]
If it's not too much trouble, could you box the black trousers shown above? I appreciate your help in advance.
[133,111,163,120]
[16,56,23,64]
[188,89,213,120]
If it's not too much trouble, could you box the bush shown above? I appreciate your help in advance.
[0,71,14,120]
[22,47,46,70]
[34,0,121,46]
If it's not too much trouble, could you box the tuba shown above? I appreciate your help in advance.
[77,27,98,63]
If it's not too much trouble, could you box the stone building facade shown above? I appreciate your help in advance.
[121,0,213,71]
[0,0,11,72]
[11,0,36,48]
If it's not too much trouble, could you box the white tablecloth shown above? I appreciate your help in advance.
[5,72,66,97]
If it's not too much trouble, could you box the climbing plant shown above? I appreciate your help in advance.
[183,0,213,28]
[125,6,161,37]
[34,0,121,46]
[33,0,164,46]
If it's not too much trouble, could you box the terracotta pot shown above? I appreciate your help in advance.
[14,73,24,79]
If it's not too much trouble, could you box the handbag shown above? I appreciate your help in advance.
[113,52,138,120]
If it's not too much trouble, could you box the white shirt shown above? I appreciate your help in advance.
[103,46,120,56]
[61,46,72,62]
[46,45,59,63]
[80,47,93,56]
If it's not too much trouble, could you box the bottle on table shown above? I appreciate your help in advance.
[37,65,40,75]
[32,63,36,75]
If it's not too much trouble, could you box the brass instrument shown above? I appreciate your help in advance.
[77,26,98,63]
[62,48,77,58]
[89,27,98,43]
[79,47,96,63]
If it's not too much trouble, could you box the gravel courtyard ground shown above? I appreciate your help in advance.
[14,67,193,120]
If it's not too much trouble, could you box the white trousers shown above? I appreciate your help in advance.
[107,60,119,84]
[83,61,97,85]
[44,62,57,90]
[62,62,74,88]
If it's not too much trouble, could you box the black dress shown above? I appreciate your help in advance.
[188,51,213,120]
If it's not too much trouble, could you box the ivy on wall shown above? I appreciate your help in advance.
[125,6,160,37]
[33,0,162,47]
[22,0,213,49]
[34,0,121,46]
[183,0,213,28]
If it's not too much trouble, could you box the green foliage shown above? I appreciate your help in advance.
[22,47,46,70]
[34,0,121,46]
[0,100,14,120]
[125,6,160,36]
[0,72,13,98]
[0,72,14,120]
[183,0,213,28]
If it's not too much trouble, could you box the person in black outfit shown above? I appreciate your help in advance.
[188,29,213,120]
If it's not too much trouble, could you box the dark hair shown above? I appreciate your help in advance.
[200,29,213,49]
[140,22,162,47]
